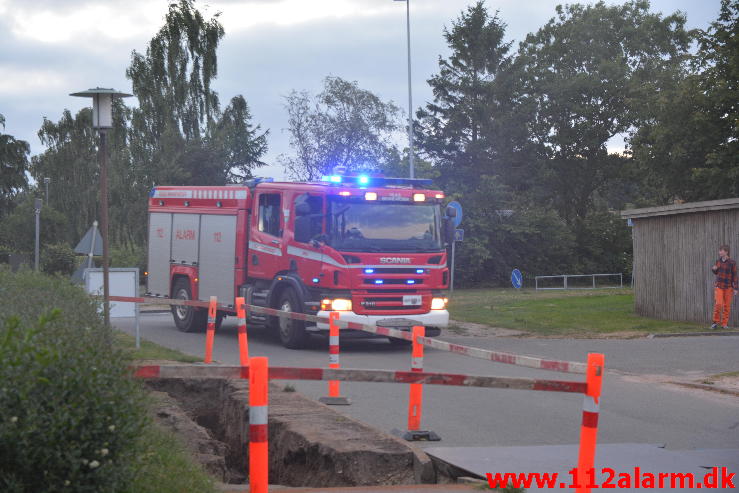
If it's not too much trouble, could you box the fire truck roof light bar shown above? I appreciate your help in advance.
[318,175,434,189]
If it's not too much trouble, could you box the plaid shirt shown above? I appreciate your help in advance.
[713,257,738,290]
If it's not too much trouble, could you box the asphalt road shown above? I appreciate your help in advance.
[116,313,739,450]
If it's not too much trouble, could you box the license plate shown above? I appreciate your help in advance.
[403,295,422,306]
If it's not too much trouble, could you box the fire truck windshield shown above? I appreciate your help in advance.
[327,198,443,253]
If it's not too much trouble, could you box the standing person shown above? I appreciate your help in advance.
[710,245,737,329]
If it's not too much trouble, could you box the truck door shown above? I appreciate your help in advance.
[248,190,285,280]
[287,192,325,285]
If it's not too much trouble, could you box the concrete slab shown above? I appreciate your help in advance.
[221,485,475,492]
[425,443,739,492]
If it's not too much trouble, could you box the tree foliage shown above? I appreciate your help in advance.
[280,76,401,180]
[515,0,692,223]
[629,0,738,201]
[416,2,518,191]
[0,114,30,214]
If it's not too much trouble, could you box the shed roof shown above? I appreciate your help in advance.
[621,198,739,219]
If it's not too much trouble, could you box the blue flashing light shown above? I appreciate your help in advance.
[312,277,320,284]
[374,279,384,285]
[416,269,425,274]
[358,175,370,186]
[406,280,416,285]
[320,175,343,183]
[364,268,375,274]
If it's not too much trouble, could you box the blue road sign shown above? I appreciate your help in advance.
[511,269,523,289]
[448,201,463,227]
[454,229,464,242]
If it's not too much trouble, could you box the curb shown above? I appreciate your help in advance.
[669,381,739,397]
[648,330,739,338]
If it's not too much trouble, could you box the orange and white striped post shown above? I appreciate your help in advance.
[236,297,249,367]
[204,296,217,363]
[319,312,351,405]
[397,325,440,441]
[576,352,605,493]
[249,356,269,493]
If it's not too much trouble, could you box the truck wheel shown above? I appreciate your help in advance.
[276,289,308,349]
[171,278,206,333]
[387,336,412,346]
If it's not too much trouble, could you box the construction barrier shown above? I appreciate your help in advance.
[249,356,269,493]
[204,296,217,364]
[115,294,604,492]
[319,312,350,405]
[576,353,604,493]
[235,297,249,367]
[398,325,440,441]
[109,295,586,374]
[133,364,587,392]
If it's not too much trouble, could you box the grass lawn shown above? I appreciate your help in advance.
[448,288,704,337]
[115,330,201,362]
[128,423,219,493]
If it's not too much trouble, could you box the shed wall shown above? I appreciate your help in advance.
[633,208,739,325]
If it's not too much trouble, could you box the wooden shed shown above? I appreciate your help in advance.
[621,198,739,326]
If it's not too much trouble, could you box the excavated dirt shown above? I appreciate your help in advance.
[145,377,439,487]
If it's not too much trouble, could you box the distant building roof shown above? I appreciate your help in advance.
[621,198,739,220]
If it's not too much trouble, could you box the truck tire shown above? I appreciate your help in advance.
[387,336,412,346]
[171,278,207,333]
[276,288,308,349]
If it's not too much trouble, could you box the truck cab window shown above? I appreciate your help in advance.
[294,193,323,243]
[258,193,281,237]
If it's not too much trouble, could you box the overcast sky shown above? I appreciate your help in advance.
[0,0,722,180]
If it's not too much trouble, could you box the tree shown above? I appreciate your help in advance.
[213,95,268,182]
[514,1,692,221]
[127,0,223,144]
[29,108,100,242]
[280,76,401,180]
[0,193,69,254]
[126,0,267,189]
[0,114,30,214]
[415,2,535,284]
[415,1,523,192]
[629,0,738,201]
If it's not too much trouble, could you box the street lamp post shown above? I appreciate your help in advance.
[70,88,132,331]
[44,177,50,204]
[34,198,42,271]
[395,0,414,179]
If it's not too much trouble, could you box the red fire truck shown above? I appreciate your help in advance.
[146,174,454,348]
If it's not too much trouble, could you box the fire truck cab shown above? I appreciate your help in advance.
[146,174,453,348]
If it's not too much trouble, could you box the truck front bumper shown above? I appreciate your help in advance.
[314,309,449,336]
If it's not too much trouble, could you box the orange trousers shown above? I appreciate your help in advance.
[712,287,734,327]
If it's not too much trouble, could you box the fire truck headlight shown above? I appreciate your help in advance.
[413,193,426,202]
[431,297,448,310]
[331,299,352,311]
[365,192,377,201]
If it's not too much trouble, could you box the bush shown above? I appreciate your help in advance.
[110,245,147,278]
[42,242,77,276]
[0,269,146,493]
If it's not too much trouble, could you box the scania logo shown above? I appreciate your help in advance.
[379,257,411,264]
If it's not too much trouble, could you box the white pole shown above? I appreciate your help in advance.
[405,0,414,179]
[34,199,42,271]
[450,241,455,292]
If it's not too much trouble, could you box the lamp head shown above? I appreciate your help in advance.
[70,87,132,129]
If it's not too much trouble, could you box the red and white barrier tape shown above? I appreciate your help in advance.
[111,296,586,375]
[132,364,586,393]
